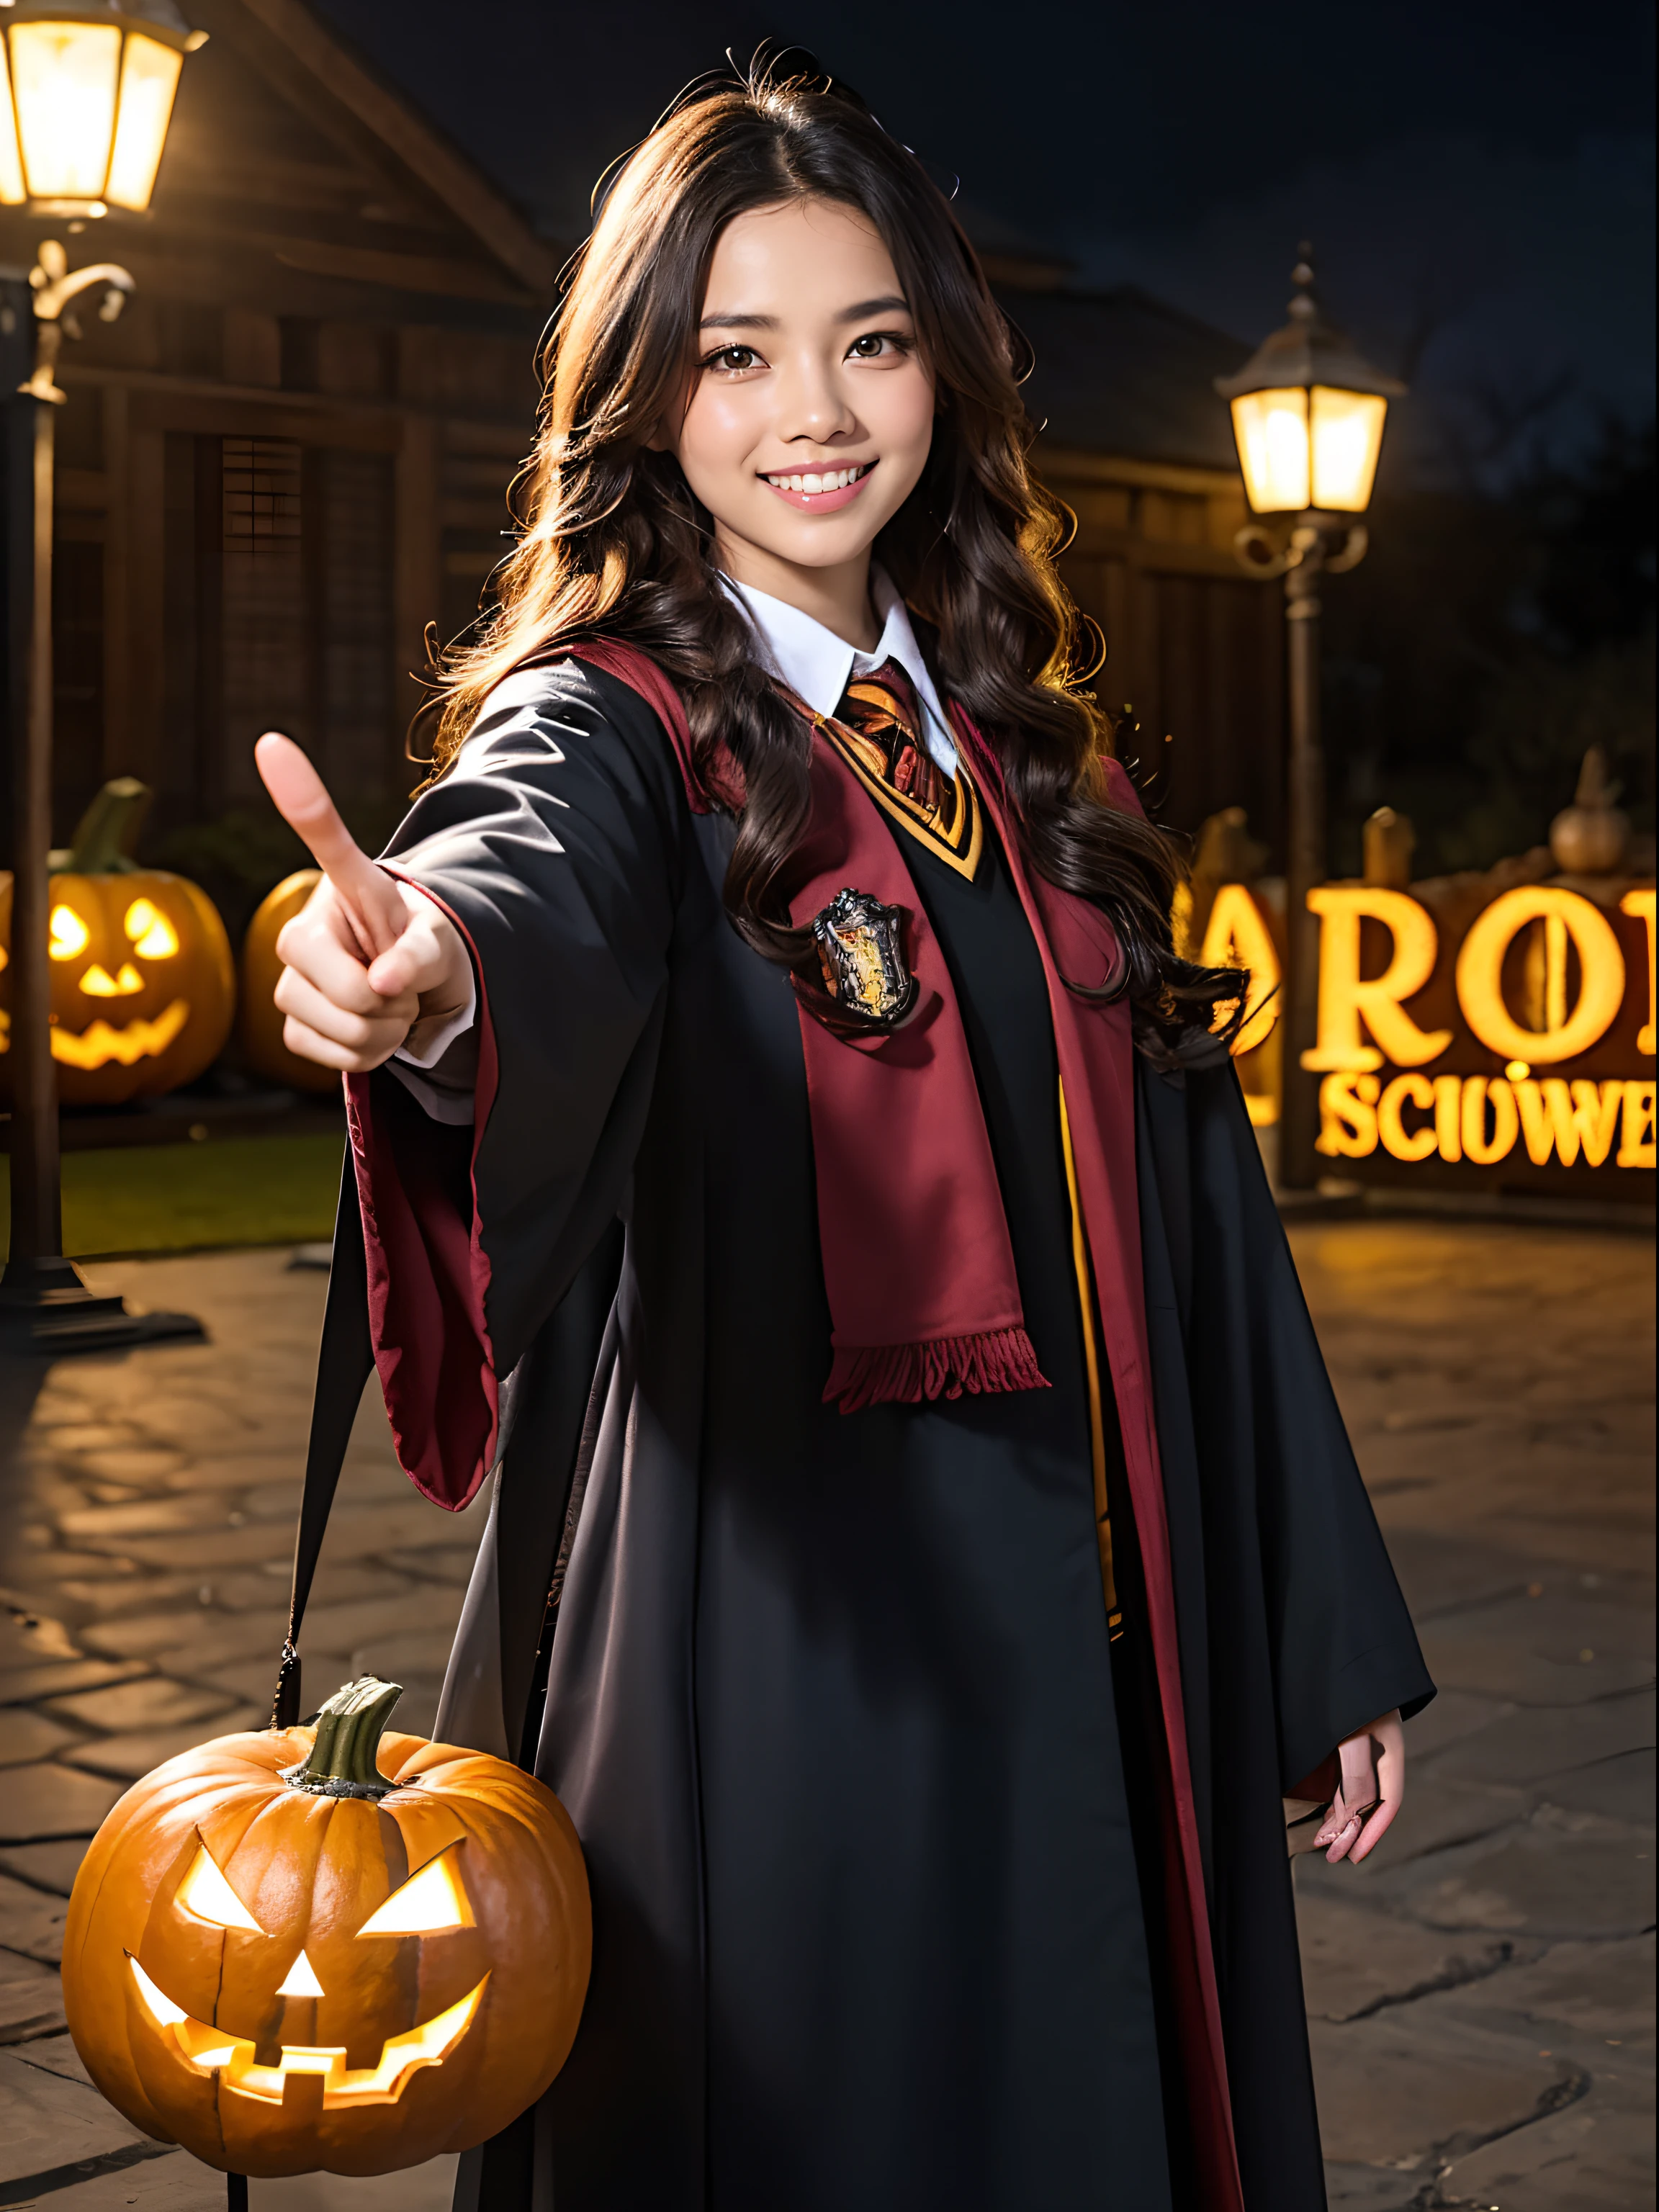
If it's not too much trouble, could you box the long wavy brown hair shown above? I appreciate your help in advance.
[429,58,1238,1059]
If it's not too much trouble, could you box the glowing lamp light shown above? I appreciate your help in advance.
[0,0,206,218]
[1218,250,1403,518]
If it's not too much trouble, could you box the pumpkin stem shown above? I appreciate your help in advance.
[58,776,154,876]
[279,1676,404,1800]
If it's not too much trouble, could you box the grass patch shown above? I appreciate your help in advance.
[1,1133,346,1259]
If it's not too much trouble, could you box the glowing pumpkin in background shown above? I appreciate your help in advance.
[0,779,235,1106]
[239,868,340,1094]
[63,1678,591,2179]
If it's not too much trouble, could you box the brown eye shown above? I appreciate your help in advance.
[711,346,757,373]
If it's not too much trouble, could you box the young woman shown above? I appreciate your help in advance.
[260,61,1431,2212]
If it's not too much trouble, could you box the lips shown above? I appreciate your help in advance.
[128,1954,488,2109]
[760,460,876,513]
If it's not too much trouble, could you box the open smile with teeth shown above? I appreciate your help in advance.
[128,1954,487,2109]
[761,460,876,505]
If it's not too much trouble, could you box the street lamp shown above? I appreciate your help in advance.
[1217,246,1405,1190]
[0,0,205,1350]
[0,0,204,218]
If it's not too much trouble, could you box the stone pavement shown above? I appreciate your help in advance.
[1287,1218,1654,2211]
[0,1223,1651,2209]
[0,1249,479,2211]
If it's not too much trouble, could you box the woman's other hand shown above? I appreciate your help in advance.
[1316,1708,1405,1865]
[255,732,470,1073]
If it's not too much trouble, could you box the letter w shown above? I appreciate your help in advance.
[1516,1079,1623,1166]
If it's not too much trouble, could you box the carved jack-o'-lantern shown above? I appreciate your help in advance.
[239,868,340,1094]
[0,779,235,1106]
[63,1678,591,2178]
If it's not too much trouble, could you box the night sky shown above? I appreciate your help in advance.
[314,0,1654,484]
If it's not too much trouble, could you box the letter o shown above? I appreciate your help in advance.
[1455,888,1624,1064]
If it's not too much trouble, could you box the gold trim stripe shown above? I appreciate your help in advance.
[1059,1077,1120,1634]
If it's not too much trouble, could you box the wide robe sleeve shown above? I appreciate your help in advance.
[345,662,686,1511]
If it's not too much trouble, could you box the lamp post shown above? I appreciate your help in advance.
[1217,245,1404,1190]
[0,0,205,1350]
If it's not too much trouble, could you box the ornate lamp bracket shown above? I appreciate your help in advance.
[1233,515,1369,583]
[21,238,135,403]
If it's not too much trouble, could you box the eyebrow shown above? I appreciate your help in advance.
[698,294,912,332]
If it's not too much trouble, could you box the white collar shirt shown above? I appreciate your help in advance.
[721,569,958,775]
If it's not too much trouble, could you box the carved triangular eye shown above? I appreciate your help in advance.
[356,1847,472,1936]
[177,1843,264,1933]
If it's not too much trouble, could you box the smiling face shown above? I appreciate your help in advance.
[62,1721,591,2179]
[130,1835,487,2113]
[668,197,936,637]
[0,865,235,1105]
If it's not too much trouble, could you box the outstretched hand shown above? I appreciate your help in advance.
[1316,1708,1405,1866]
[254,732,470,1073]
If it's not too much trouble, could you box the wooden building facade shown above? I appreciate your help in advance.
[1,1,1281,871]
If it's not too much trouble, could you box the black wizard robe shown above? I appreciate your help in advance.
[338,657,1434,2212]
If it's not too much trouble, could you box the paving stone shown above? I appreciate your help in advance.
[0,2043,148,2182]
[1299,1774,1524,1878]
[379,1545,476,1586]
[1295,1888,1513,2023]
[203,1561,418,1614]
[77,1608,282,1664]
[27,1424,145,1455]
[1438,1689,1654,1789]
[58,1495,253,1540]
[1419,1591,1655,1707]
[1,1550,148,1588]
[1308,2005,1570,2169]
[1436,2075,1653,2211]
[0,1840,89,1895]
[162,1453,305,1493]
[1382,1527,1539,1621]
[58,1708,264,1782]
[1367,1817,1656,1941]
[42,1677,238,1734]
[1536,1748,1655,1827]
[0,1707,80,1768]
[0,1603,81,1666]
[300,1587,471,1655]
[1401,1688,1517,1761]
[1321,2163,1423,2208]
[49,1577,228,1622]
[12,2028,93,2081]
[0,1763,124,1845]
[0,1946,66,2039]
[99,1496,459,1573]
[1448,1933,1656,2043]
[72,1447,189,1485]
[0,1871,69,1964]
[244,1479,305,1519]
[202,1651,353,1712]
[0,1658,148,1707]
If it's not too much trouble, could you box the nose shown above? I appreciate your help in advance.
[78,963,144,998]
[775,349,859,449]
[276,1949,325,1998]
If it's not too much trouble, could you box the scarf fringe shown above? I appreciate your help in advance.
[825,1328,1050,1413]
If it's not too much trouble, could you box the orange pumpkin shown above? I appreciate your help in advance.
[0,779,235,1107]
[63,1677,591,2179]
[239,868,339,1094]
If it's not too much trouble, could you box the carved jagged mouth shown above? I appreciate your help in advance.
[0,1002,192,1069]
[128,1956,487,2108]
